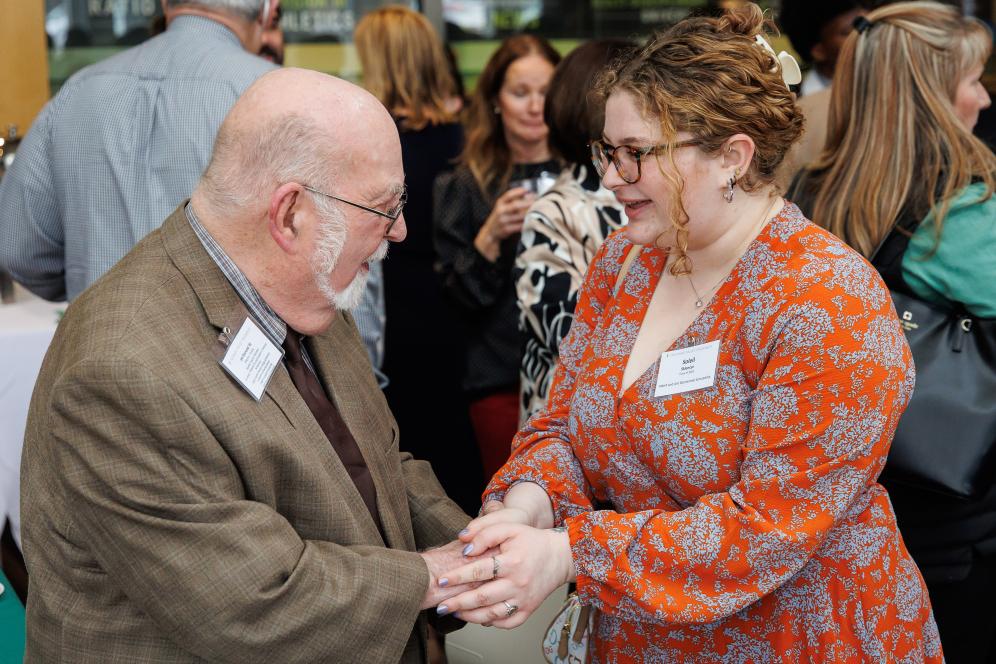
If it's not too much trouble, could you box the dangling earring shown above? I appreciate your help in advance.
[493,105,501,115]
[724,167,741,204]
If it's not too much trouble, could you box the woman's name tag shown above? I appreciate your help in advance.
[654,340,721,397]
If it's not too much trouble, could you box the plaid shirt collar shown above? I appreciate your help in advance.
[185,202,287,347]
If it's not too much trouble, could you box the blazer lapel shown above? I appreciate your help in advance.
[309,313,416,552]
[161,204,385,545]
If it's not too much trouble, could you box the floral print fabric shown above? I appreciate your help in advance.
[485,204,942,662]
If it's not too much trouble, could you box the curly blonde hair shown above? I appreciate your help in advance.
[596,3,803,275]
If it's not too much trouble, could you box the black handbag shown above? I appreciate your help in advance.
[880,291,996,499]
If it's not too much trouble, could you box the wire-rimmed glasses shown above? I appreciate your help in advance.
[303,184,407,233]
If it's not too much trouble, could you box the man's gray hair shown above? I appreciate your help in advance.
[167,0,268,22]
[198,112,341,219]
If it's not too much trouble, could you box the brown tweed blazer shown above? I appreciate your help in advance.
[20,207,470,663]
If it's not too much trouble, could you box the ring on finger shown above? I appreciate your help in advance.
[491,555,500,579]
[502,600,519,617]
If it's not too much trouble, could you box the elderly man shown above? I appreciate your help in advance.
[20,69,473,663]
[0,0,276,303]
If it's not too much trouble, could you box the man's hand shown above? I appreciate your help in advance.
[420,540,487,609]
[435,524,574,628]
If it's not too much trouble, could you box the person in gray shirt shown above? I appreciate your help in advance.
[0,0,390,381]
[0,0,276,303]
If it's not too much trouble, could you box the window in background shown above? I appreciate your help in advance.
[42,1,792,96]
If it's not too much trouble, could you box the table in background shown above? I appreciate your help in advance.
[0,299,63,551]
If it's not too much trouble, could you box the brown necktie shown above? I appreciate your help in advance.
[282,331,382,530]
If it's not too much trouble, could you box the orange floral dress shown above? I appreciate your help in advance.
[485,204,942,662]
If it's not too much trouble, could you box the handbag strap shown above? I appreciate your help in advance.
[613,245,641,298]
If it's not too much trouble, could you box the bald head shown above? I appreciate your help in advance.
[229,68,395,146]
[196,68,401,219]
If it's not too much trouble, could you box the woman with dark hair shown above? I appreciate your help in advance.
[435,5,940,661]
[789,3,996,659]
[514,40,632,424]
[434,35,561,480]
[354,6,483,514]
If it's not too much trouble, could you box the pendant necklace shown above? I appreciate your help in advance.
[683,198,781,309]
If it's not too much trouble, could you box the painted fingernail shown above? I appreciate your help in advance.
[459,528,470,536]
[462,543,474,556]
[438,577,449,587]
[436,605,449,615]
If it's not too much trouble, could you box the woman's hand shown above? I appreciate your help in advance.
[474,187,535,262]
[459,501,533,544]
[436,524,575,629]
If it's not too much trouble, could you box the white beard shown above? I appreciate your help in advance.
[311,234,389,312]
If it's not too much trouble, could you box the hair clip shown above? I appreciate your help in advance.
[853,16,874,34]
[754,34,802,87]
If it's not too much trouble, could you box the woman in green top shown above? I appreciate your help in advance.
[789,3,996,661]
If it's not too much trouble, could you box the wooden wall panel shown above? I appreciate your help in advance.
[0,0,50,141]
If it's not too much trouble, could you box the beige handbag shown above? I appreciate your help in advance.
[541,592,593,663]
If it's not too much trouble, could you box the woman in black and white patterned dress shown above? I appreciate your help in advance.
[514,40,632,424]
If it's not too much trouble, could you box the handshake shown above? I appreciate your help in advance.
[418,500,576,629]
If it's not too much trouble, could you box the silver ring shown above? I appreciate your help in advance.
[502,600,518,617]
[491,555,500,579]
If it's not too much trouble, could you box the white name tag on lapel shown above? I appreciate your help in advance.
[654,340,721,398]
[220,317,283,401]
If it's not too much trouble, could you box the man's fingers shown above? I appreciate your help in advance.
[436,580,511,613]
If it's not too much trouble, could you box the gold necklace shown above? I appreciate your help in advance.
[683,198,781,308]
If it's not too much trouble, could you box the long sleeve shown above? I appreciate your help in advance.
[433,168,512,313]
[47,356,431,663]
[485,235,634,520]
[0,102,67,301]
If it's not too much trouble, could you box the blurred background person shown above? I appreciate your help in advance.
[0,0,276,303]
[434,35,561,480]
[778,0,866,97]
[259,0,284,65]
[514,39,631,424]
[775,0,866,187]
[789,4,996,661]
[354,6,484,517]
[438,6,940,660]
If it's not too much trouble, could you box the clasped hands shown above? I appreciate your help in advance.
[420,500,575,629]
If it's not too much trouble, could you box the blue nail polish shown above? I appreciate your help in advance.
[458,528,470,537]
[439,578,449,587]
[436,605,449,615]
[462,543,474,556]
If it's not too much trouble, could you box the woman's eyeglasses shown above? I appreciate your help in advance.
[589,139,701,184]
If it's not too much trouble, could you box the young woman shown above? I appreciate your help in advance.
[789,3,996,660]
[433,35,561,480]
[436,6,941,661]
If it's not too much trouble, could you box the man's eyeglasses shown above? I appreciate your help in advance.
[589,139,701,184]
[303,184,407,233]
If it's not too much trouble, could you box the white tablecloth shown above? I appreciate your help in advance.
[0,300,64,549]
